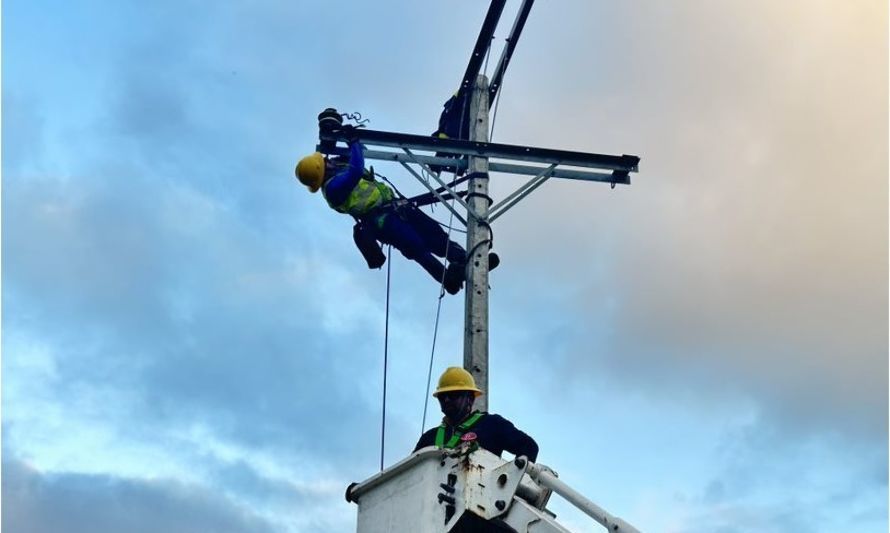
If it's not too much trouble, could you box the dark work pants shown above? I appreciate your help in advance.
[373,206,467,283]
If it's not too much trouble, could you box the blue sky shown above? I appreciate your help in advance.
[2,1,887,532]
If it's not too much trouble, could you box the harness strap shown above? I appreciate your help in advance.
[434,411,485,449]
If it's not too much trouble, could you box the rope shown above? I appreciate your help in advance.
[379,245,392,471]
[421,170,461,432]
[421,292,445,432]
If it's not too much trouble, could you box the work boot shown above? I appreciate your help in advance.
[488,252,500,271]
[444,262,465,295]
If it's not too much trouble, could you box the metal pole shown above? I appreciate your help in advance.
[464,75,491,412]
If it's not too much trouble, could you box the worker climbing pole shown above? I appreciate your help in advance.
[295,109,485,295]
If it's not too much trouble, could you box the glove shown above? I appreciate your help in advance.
[340,124,360,143]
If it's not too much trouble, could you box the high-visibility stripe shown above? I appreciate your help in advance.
[326,172,394,218]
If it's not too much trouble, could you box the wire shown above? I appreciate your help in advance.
[489,70,504,141]
[488,34,508,141]
[421,172,461,432]
[436,223,467,234]
[483,33,494,78]
[380,245,392,471]
[421,61,478,431]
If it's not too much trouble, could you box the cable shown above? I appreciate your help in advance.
[436,223,467,234]
[421,172,461,432]
[420,64,478,431]
[483,33,494,79]
[380,245,392,471]
[489,69,504,141]
[488,33,510,141]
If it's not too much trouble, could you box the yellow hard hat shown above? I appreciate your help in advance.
[296,152,325,192]
[433,367,483,397]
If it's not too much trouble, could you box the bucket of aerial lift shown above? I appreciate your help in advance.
[346,444,641,533]
[346,445,568,533]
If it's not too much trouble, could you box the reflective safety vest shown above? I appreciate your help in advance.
[324,171,394,219]
[435,411,485,449]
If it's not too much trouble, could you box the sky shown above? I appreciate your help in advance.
[2,1,887,532]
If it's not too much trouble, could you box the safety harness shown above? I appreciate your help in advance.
[434,411,485,449]
[323,154,475,271]
[323,167,394,220]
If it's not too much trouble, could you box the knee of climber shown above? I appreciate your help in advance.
[397,244,424,261]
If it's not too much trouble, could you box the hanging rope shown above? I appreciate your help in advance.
[421,170,461,432]
[379,245,392,471]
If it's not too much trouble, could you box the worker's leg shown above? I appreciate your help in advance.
[403,206,467,265]
[376,213,448,283]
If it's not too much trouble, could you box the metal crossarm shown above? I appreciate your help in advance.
[457,0,507,103]
[316,146,628,185]
[319,129,640,174]
[489,0,535,104]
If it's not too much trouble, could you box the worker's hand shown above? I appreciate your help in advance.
[340,124,360,143]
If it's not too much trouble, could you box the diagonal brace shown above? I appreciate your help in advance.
[489,164,556,222]
[401,148,482,222]
[397,156,469,227]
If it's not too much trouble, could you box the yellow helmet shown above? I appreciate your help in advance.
[296,152,325,192]
[433,367,483,397]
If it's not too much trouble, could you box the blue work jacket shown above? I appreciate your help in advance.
[414,412,539,462]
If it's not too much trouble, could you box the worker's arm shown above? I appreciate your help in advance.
[413,428,437,452]
[323,141,365,206]
[490,414,539,462]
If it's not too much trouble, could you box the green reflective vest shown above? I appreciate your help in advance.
[324,170,394,219]
[435,411,485,449]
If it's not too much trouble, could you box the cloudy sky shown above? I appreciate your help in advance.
[2,1,886,532]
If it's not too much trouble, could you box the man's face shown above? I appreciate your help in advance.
[438,391,474,423]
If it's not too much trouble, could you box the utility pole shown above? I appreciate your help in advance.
[464,75,491,412]
[336,2,645,530]
[316,0,639,412]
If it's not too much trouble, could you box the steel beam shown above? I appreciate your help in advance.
[316,146,630,185]
[400,148,476,223]
[320,129,640,173]
[489,0,535,103]
[457,0,507,103]
[397,161,469,227]
[489,164,555,222]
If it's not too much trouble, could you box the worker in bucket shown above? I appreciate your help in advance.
[295,130,498,295]
[414,367,538,461]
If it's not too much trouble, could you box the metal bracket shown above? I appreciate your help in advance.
[397,149,474,226]
[490,163,557,222]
